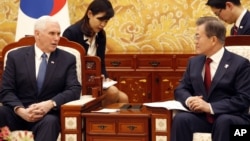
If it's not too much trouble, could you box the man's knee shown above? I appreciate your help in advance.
[0,106,11,127]
[40,114,60,127]
[214,114,243,127]
[173,112,197,125]
[0,107,6,127]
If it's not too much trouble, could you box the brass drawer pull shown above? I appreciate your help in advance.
[111,61,121,67]
[127,125,137,131]
[98,125,107,130]
[150,61,160,67]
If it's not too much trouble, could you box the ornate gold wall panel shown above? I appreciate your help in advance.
[0,0,250,53]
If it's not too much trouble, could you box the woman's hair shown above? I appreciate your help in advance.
[77,0,114,37]
[196,16,226,44]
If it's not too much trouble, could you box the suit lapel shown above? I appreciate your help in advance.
[237,11,250,34]
[42,50,58,90]
[198,56,208,97]
[192,56,207,97]
[25,47,37,88]
[209,50,231,95]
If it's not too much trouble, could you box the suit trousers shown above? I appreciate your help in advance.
[0,106,60,141]
[170,112,250,141]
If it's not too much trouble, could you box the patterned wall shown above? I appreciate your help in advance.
[0,0,250,53]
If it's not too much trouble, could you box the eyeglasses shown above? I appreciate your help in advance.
[214,9,222,17]
[194,34,214,41]
[194,35,201,40]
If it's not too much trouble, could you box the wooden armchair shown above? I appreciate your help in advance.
[0,36,103,141]
[192,35,250,141]
[1,36,103,96]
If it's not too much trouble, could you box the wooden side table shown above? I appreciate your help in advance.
[82,103,172,141]
[60,95,104,141]
[82,103,150,141]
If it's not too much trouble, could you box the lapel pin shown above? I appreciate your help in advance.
[51,61,55,64]
[224,64,229,68]
[239,26,243,29]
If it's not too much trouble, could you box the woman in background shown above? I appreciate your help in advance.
[63,0,128,106]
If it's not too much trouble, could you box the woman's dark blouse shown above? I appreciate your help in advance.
[62,21,108,77]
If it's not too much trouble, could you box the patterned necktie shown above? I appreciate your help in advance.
[233,25,238,35]
[204,58,212,92]
[204,58,214,123]
[37,53,47,94]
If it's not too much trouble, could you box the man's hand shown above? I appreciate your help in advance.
[187,96,211,113]
[15,100,54,122]
[15,106,44,122]
[29,100,54,115]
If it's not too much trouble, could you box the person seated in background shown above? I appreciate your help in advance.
[170,16,250,141]
[63,0,129,107]
[0,15,81,141]
[206,0,250,35]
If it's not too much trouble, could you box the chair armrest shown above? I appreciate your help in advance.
[63,95,95,106]
[60,95,96,141]
[91,76,103,98]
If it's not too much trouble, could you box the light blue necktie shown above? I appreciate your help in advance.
[37,53,47,93]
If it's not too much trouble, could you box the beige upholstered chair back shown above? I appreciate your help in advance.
[224,35,250,60]
[3,46,83,87]
[1,36,102,96]
[1,36,85,90]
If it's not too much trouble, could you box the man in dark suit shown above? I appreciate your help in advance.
[206,0,250,35]
[0,16,81,141]
[170,16,250,141]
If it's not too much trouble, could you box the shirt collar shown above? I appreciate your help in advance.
[235,9,247,27]
[83,33,98,45]
[209,47,224,64]
[34,44,50,59]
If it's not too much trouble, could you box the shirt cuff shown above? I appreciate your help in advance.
[185,97,192,108]
[208,103,214,114]
[14,106,24,114]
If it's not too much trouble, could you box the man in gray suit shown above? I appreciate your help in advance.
[170,16,250,141]
[0,16,81,141]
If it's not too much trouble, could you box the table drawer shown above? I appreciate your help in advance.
[175,54,195,71]
[87,136,148,141]
[105,54,135,69]
[136,54,174,70]
[118,119,148,134]
[87,121,116,134]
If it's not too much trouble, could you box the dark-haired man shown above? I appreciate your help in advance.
[206,0,250,35]
[170,16,250,141]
